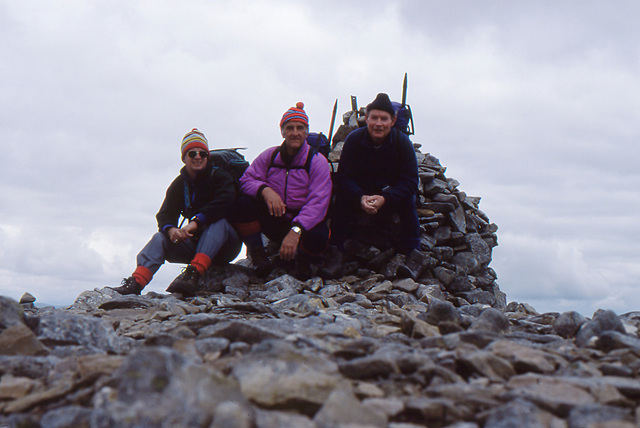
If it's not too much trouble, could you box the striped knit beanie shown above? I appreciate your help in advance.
[180,128,209,157]
[279,102,309,128]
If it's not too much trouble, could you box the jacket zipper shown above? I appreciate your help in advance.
[283,168,290,204]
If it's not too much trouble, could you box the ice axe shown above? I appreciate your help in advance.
[328,98,338,149]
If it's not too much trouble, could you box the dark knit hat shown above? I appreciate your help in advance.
[181,128,209,157]
[365,93,396,117]
[280,102,309,128]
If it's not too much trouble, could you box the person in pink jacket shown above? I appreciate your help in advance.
[236,102,332,278]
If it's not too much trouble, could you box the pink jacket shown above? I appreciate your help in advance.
[240,141,332,231]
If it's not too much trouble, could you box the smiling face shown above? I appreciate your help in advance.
[183,148,209,177]
[281,121,309,155]
[365,109,397,145]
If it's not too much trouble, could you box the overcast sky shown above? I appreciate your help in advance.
[1,0,639,316]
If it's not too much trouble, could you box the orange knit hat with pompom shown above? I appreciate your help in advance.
[279,102,309,128]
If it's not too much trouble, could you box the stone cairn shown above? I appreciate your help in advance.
[2,115,640,427]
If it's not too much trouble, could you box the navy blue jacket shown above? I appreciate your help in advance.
[335,127,418,209]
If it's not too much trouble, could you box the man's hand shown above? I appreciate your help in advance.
[262,187,286,217]
[360,195,385,215]
[279,230,301,261]
[168,223,196,244]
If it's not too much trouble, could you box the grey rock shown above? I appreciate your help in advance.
[469,308,510,333]
[233,340,344,412]
[35,312,132,354]
[554,311,587,338]
[254,409,317,428]
[484,399,546,428]
[421,298,461,326]
[567,403,634,428]
[0,296,25,330]
[19,293,36,304]
[576,309,626,347]
[198,320,283,344]
[40,405,93,428]
[314,388,387,428]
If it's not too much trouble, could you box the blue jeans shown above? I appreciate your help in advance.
[136,219,241,275]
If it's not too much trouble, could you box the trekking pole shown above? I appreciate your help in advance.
[401,72,408,108]
[328,99,338,149]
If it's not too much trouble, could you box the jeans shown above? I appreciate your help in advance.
[136,219,241,275]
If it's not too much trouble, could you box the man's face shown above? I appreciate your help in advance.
[183,148,209,175]
[281,121,309,153]
[365,109,396,143]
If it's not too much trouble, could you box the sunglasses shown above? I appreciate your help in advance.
[187,150,209,159]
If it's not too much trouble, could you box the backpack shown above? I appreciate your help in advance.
[305,132,330,159]
[208,148,250,186]
[391,102,414,135]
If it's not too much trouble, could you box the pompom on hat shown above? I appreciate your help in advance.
[279,102,309,128]
[180,128,209,157]
[365,93,396,117]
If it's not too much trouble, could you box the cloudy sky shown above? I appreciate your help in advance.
[1,0,638,316]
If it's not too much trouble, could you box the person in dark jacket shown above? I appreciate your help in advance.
[111,128,241,297]
[332,93,420,255]
[235,102,332,278]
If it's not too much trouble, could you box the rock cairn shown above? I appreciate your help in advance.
[322,116,502,309]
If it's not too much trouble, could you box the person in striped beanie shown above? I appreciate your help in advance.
[110,128,241,297]
[234,102,332,280]
[180,128,209,158]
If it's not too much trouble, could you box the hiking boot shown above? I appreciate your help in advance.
[396,249,428,280]
[248,245,271,278]
[318,246,345,279]
[110,277,143,296]
[291,256,314,281]
[166,265,200,297]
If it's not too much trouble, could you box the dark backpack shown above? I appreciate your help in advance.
[208,148,250,186]
[391,102,414,135]
[305,132,330,159]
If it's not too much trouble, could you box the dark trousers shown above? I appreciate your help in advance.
[234,194,330,256]
[331,193,420,254]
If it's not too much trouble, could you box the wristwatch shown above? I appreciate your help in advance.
[291,225,302,235]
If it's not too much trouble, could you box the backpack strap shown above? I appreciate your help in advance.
[303,145,319,174]
[267,145,317,175]
[268,146,280,171]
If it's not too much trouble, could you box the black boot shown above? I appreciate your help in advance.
[396,249,428,280]
[248,245,271,277]
[166,265,200,297]
[318,246,345,279]
[110,277,143,296]
[291,252,318,281]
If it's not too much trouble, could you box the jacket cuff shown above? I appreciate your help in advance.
[192,214,206,225]
[161,224,176,235]
[258,185,268,199]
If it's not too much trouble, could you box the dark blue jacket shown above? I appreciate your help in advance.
[336,127,418,209]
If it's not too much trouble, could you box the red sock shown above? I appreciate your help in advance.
[132,265,153,286]
[190,253,211,276]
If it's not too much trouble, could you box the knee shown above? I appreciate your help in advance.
[150,231,169,245]
[233,195,261,223]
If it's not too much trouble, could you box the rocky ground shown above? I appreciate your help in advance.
[1,141,638,427]
[2,266,640,427]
